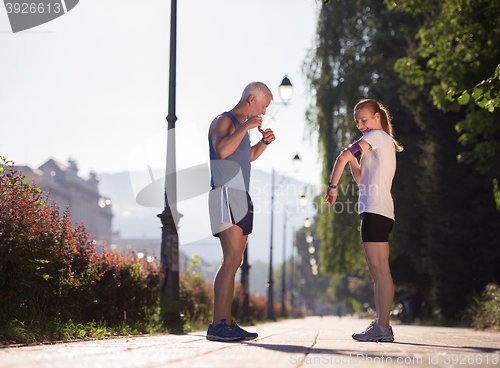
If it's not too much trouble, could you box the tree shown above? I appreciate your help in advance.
[305,0,500,319]
[391,0,500,177]
[303,0,430,287]
[293,210,330,312]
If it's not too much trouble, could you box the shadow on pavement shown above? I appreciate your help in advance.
[391,341,500,353]
[244,341,499,355]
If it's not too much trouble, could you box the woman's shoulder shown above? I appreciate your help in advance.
[366,129,392,142]
[362,129,393,151]
[366,129,389,136]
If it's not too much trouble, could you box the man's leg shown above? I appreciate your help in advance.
[212,224,248,326]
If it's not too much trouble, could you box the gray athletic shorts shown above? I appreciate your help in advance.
[208,185,254,237]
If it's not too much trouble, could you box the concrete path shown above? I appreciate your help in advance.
[1,316,499,368]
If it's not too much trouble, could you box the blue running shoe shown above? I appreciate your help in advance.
[206,319,245,341]
[352,321,394,342]
[231,320,258,340]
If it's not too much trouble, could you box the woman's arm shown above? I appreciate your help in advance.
[349,158,361,184]
[347,138,371,184]
[325,150,351,206]
[325,139,371,206]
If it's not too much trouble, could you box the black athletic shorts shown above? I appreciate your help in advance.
[360,212,394,242]
[208,186,254,237]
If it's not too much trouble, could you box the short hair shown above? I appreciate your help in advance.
[241,81,274,101]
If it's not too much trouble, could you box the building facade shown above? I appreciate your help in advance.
[15,158,113,247]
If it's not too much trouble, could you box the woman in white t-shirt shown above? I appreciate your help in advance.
[325,99,403,342]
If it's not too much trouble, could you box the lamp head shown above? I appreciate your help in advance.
[279,75,293,103]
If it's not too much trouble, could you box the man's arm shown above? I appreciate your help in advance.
[250,128,275,162]
[210,114,262,159]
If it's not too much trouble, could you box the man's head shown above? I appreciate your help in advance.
[241,81,274,116]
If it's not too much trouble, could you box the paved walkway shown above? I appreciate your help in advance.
[2,316,500,368]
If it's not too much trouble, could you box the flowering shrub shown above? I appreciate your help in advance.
[232,283,268,321]
[179,257,213,326]
[0,157,160,337]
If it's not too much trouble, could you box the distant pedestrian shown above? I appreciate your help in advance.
[325,99,403,342]
[207,81,276,341]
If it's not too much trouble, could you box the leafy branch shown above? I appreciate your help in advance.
[446,64,500,112]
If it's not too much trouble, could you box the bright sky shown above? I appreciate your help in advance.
[1,0,325,266]
[1,0,322,186]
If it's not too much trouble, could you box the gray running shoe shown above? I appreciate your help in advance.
[352,321,394,342]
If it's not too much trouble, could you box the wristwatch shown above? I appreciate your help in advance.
[327,181,337,189]
[261,138,270,145]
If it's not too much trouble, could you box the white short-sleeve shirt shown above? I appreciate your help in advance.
[358,130,396,220]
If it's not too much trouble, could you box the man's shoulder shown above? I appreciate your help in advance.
[210,113,234,136]
[211,112,231,126]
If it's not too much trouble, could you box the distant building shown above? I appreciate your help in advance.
[15,158,113,247]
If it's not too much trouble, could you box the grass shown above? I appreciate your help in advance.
[469,283,500,331]
[0,318,173,346]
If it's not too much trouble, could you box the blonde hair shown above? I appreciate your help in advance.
[354,99,403,152]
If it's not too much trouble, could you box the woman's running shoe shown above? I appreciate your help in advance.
[352,321,394,342]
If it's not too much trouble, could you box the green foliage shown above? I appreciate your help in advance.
[0,158,160,343]
[447,65,500,113]
[391,0,500,176]
[317,182,365,275]
[303,0,397,277]
[494,179,500,211]
[470,283,500,330]
[179,256,213,327]
[305,0,500,321]
[294,210,331,305]
[327,272,373,314]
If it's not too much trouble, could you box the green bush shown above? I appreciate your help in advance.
[179,256,213,327]
[470,283,500,331]
[0,157,160,342]
[232,283,267,322]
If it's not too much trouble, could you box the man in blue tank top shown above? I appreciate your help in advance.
[206,82,275,341]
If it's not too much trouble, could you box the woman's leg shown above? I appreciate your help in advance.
[362,245,379,322]
[362,241,394,328]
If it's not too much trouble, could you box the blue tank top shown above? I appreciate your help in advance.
[209,112,251,192]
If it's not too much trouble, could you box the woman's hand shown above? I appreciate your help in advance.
[324,187,338,206]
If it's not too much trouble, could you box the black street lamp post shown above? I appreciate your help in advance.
[281,206,288,317]
[266,168,276,320]
[290,226,296,317]
[158,0,183,326]
[240,242,250,321]
[265,76,294,321]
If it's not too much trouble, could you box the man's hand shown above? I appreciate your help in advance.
[244,115,263,131]
[260,128,275,144]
